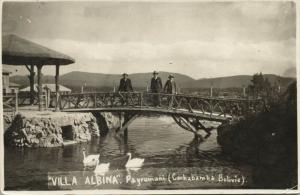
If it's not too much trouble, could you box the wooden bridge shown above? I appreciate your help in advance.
[57,92,264,138]
[3,92,264,138]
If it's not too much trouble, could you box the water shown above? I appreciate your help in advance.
[4,116,253,190]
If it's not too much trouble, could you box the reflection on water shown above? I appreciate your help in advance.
[4,116,252,190]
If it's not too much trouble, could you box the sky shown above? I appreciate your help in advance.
[2,1,297,79]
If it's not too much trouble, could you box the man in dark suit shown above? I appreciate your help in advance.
[164,74,177,108]
[118,73,133,92]
[164,74,177,94]
[118,73,133,106]
[150,71,162,106]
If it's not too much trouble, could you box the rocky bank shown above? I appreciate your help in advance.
[4,111,120,147]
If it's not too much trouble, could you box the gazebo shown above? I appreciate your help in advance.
[2,34,75,111]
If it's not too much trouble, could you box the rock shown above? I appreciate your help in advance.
[4,112,102,148]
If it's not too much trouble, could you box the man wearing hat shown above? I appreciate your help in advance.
[118,73,133,92]
[150,71,163,106]
[118,73,133,106]
[164,74,177,94]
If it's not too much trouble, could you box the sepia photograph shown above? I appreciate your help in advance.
[1,0,298,193]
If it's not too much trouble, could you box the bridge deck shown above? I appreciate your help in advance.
[62,106,232,122]
[58,92,263,122]
[3,92,264,122]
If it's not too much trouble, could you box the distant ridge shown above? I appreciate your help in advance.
[182,74,295,89]
[10,71,295,90]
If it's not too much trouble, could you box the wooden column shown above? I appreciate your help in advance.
[25,65,35,104]
[15,91,18,112]
[123,113,129,140]
[30,65,35,104]
[117,113,138,142]
[55,65,60,111]
[37,65,43,111]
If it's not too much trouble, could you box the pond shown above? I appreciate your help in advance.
[4,116,253,190]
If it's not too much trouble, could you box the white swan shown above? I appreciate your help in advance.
[94,162,110,176]
[126,167,141,172]
[125,153,144,168]
[82,149,100,167]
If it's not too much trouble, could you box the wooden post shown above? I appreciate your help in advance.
[30,65,35,104]
[123,113,129,140]
[46,87,50,109]
[45,89,48,109]
[37,65,43,111]
[119,112,123,130]
[140,92,143,107]
[25,65,35,105]
[15,91,18,112]
[94,93,97,108]
[55,65,60,111]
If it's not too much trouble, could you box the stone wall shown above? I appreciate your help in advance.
[4,112,100,147]
[93,112,121,135]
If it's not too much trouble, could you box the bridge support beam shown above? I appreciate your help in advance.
[117,112,138,141]
[172,116,213,139]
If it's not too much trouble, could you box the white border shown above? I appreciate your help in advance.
[0,0,299,194]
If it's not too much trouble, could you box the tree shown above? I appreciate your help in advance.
[248,72,272,98]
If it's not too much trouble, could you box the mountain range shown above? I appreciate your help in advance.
[10,71,295,90]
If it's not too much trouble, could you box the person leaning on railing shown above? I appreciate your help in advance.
[118,73,133,105]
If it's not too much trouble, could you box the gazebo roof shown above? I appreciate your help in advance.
[2,34,75,66]
[2,68,11,74]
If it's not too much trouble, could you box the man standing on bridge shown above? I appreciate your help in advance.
[118,73,133,92]
[164,74,177,94]
[118,73,133,105]
[164,74,177,108]
[150,71,163,107]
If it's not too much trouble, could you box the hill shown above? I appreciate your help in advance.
[10,71,195,89]
[182,74,295,89]
[10,71,295,90]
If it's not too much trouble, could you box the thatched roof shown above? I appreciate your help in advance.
[2,34,75,66]
[2,68,11,74]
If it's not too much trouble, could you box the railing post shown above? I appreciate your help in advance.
[15,92,18,112]
[140,92,143,107]
[94,93,97,108]
[45,93,48,110]
[171,95,174,109]
[55,92,60,111]
[59,94,62,110]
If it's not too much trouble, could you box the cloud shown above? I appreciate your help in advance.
[232,2,294,19]
[30,37,295,78]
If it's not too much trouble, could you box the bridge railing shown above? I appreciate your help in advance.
[58,92,264,118]
[3,93,48,112]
